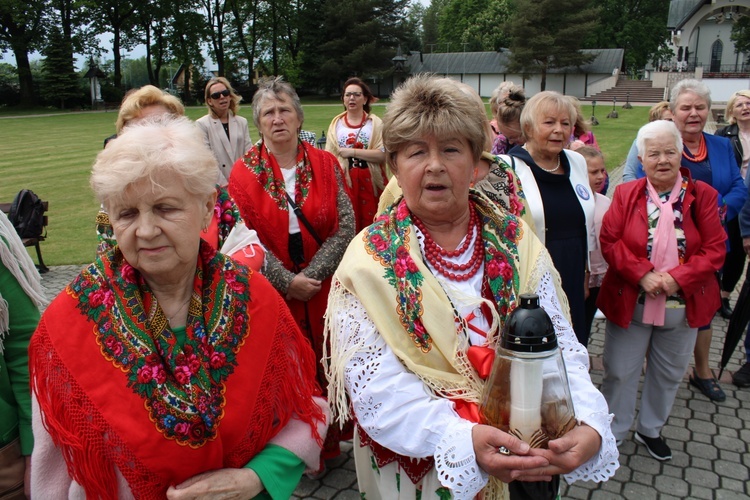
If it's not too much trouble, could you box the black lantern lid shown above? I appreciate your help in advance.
[500,293,557,353]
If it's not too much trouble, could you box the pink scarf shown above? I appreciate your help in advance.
[642,176,682,326]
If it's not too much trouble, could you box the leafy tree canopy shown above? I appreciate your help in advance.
[731,16,750,55]
[583,0,670,72]
[504,0,600,90]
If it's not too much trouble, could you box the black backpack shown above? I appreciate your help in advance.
[9,189,45,239]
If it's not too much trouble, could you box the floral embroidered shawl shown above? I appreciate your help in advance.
[29,242,324,499]
[326,190,558,418]
[325,191,561,496]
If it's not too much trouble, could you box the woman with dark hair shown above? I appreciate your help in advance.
[326,77,387,231]
[196,77,252,184]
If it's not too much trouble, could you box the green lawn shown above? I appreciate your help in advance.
[0,101,648,266]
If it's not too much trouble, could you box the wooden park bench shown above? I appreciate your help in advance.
[0,200,49,273]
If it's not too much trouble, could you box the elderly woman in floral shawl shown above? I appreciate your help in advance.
[324,75,618,500]
[29,116,327,499]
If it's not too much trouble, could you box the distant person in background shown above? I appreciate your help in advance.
[731,117,750,387]
[491,84,526,155]
[488,81,516,139]
[103,85,184,148]
[568,97,600,151]
[326,77,387,232]
[196,77,252,185]
[621,101,674,182]
[715,89,750,319]
[568,97,606,194]
[0,211,46,500]
[578,146,611,336]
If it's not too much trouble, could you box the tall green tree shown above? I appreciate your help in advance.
[584,0,669,73]
[504,0,599,91]
[200,0,228,76]
[41,28,79,107]
[164,0,205,103]
[438,0,509,52]
[299,0,410,91]
[88,0,147,89]
[731,16,750,55]
[0,0,49,106]
[226,0,263,83]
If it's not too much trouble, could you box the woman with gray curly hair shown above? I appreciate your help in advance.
[228,76,355,465]
[29,115,328,499]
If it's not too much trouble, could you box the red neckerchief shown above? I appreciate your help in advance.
[229,141,340,271]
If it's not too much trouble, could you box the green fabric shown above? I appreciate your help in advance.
[245,443,305,500]
[0,260,40,455]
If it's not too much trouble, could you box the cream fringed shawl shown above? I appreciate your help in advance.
[0,211,46,349]
[325,189,570,425]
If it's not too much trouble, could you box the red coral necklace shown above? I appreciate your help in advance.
[344,113,367,129]
[413,206,483,281]
[682,134,707,163]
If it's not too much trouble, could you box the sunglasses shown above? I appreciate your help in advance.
[210,89,231,99]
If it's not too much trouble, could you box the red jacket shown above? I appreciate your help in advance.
[597,171,726,328]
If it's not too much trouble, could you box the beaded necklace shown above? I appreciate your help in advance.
[413,205,484,281]
[344,113,368,129]
[682,134,707,163]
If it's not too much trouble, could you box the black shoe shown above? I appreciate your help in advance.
[719,297,733,319]
[635,432,672,461]
[732,362,750,388]
[689,368,727,402]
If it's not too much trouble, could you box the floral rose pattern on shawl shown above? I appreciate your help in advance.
[214,186,242,249]
[242,142,312,210]
[362,192,523,354]
[68,241,251,447]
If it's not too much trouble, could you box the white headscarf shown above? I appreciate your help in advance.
[0,211,47,348]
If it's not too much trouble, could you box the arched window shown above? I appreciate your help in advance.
[711,39,723,72]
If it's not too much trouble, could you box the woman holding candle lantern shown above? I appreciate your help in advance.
[324,75,618,500]
[598,120,726,461]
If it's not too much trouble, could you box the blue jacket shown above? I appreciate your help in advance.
[740,174,750,237]
[624,132,745,221]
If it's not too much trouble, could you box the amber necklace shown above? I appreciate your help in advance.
[682,134,707,163]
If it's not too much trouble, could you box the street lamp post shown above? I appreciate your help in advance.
[623,92,632,109]
[607,96,619,119]
[591,100,599,126]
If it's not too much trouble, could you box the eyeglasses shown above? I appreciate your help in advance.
[345,92,363,98]
[210,89,231,99]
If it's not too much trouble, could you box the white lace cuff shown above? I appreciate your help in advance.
[434,420,488,499]
[563,411,620,483]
